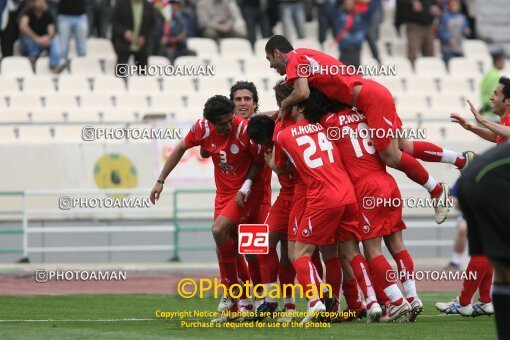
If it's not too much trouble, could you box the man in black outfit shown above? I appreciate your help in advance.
[457,143,510,340]
[111,0,154,68]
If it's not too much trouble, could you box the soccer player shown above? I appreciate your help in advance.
[150,95,266,315]
[264,34,476,224]
[436,77,510,317]
[275,88,383,323]
[305,94,416,322]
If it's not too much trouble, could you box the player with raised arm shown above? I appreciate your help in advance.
[150,96,266,318]
[264,35,476,224]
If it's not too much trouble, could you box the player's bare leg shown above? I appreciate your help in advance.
[398,137,476,172]
[277,239,297,322]
[384,231,422,321]
[339,240,384,322]
[378,138,451,224]
[293,242,327,323]
[364,236,414,322]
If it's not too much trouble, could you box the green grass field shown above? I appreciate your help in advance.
[0,292,497,339]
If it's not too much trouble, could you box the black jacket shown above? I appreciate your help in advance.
[111,0,155,54]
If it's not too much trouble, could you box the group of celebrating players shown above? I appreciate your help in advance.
[150,35,510,324]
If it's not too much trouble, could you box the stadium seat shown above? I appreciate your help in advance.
[163,76,196,92]
[244,58,269,75]
[0,126,19,142]
[54,125,89,142]
[34,57,62,76]
[258,91,277,112]
[254,38,269,56]
[448,57,481,77]
[395,94,429,109]
[0,77,21,95]
[86,38,116,59]
[417,108,453,120]
[115,93,150,110]
[187,93,215,109]
[148,56,171,65]
[404,77,438,94]
[382,57,413,76]
[93,76,127,94]
[415,57,447,78]
[23,76,57,94]
[292,38,321,51]
[197,77,231,92]
[430,94,466,111]
[390,40,407,57]
[80,93,115,109]
[174,56,205,66]
[371,76,404,93]
[7,94,43,109]
[1,56,33,77]
[0,109,28,123]
[151,93,187,111]
[29,110,66,123]
[380,23,398,40]
[440,77,475,95]
[45,94,79,110]
[127,76,162,94]
[303,22,319,40]
[220,38,253,57]
[71,57,103,75]
[206,56,242,77]
[19,125,54,142]
[187,38,219,57]
[103,59,117,76]
[58,76,92,94]
[463,40,491,59]
[64,110,102,122]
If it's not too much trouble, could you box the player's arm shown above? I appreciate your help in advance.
[450,113,497,142]
[468,100,510,141]
[199,147,211,158]
[280,77,310,117]
[236,161,263,207]
[150,139,189,204]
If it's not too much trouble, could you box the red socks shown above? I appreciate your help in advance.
[279,262,296,298]
[393,249,417,299]
[312,251,324,280]
[236,256,251,283]
[259,247,279,284]
[217,238,238,287]
[398,152,442,197]
[294,256,322,299]
[460,255,493,306]
[404,141,466,169]
[350,254,377,306]
[246,256,262,286]
[324,257,342,298]
[342,278,362,309]
[479,262,494,304]
[369,255,393,304]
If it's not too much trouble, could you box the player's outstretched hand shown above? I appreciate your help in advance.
[150,182,164,205]
[467,100,484,123]
[450,113,473,130]
[235,190,250,207]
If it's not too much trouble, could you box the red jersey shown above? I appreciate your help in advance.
[285,48,364,105]
[496,115,510,144]
[320,108,386,184]
[276,119,356,209]
[184,116,264,196]
[273,116,296,199]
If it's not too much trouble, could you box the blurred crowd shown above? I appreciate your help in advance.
[0,0,498,71]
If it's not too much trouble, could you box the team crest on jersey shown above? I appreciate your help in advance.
[301,218,313,237]
[211,144,216,150]
[230,144,239,154]
[362,225,370,234]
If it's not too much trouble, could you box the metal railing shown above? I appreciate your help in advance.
[0,186,458,262]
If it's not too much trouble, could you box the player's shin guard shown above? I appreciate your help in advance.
[459,255,490,306]
[397,153,442,198]
[370,255,401,305]
[350,255,378,307]
[479,263,494,303]
[312,250,324,280]
[393,249,417,300]
[403,141,466,168]
[342,279,363,309]
[217,238,238,288]
[324,257,342,299]
[294,256,322,302]
[279,262,296,300]
[493,283,510,340]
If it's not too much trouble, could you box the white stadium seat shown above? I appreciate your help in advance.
[71,57,103,75]
[0,77,21,95]
[382,57,414,76]
[127,76,162,94]
[1,56,34,77]
[45,94,79,110]
[448,57,481,77]
[440,77,475,95]
[415,57,447,78]
[23,76,57,94]
[405,77,438,95]
[254,38,269,57]
[58,76,92,94]
[463,40,491,59]
[148,56,171,65]
[163,76,196,93]
[18,125,54,142]
[197,77,231,92]
[187,38,219,57]
[86,38,116,59]
[7,94,43,110]
[93,76,127,94]
[430,94,466,111]
[220,38,252,57]
[80,93,115,109]
[292,39,321,51]
[115,93,150,110]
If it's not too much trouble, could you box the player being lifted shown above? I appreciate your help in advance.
[150,95,266,316]
[264,35,476,224]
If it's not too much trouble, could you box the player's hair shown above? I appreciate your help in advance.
[247,115,275,144]
[499,76,510,100]
[491,50,505,63]
[230,81,259,113]
[300,88,348,123]
[273,79,294,106]
[203,95,234,124]
[265,35,294,56]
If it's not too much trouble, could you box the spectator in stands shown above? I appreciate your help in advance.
[402,0,439,66]
[480,51,506,116]
[278,0,305,39]
[196,0,243,40]
[58,0,88,61]
[19,0,65,73]
[160,0,196,63]
[363,0,383,64]
[238,0,272,47]
[316,0,337,48]
[87,0,111,38]
[112,0,154,68]
[437,0,470,66]
[334,0,364,68]
[0,0,25,57]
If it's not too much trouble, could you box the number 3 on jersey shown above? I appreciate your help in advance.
[296,132,334,168]
[220,150,227,164]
